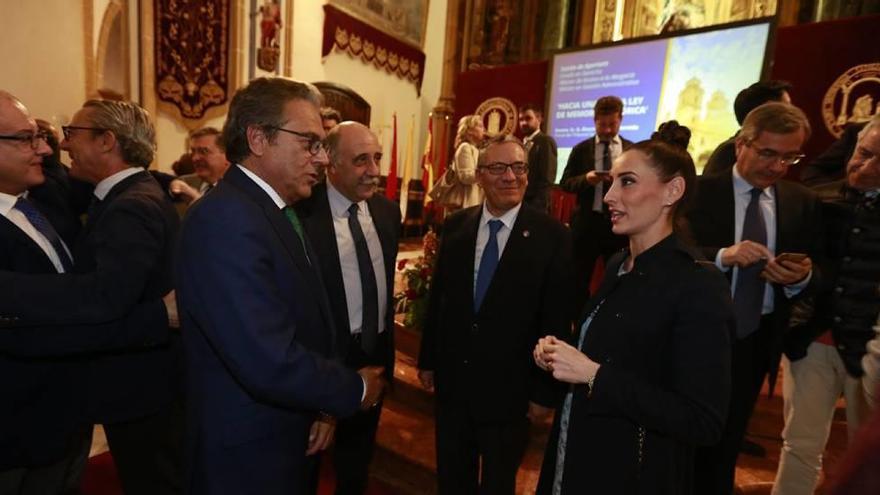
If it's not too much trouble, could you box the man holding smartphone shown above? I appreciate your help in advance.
[688,102,823,495]
[772,113,880,495]
[560,95,633,308]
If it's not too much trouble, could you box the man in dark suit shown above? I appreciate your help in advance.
[0,98,182,495]
[175,78,385,495]
[417,135,574,494]
[169,126,230,206]
[560,95,632,308]
[688,102,823,495]
[519,103,558,212]
[297,122,400,494]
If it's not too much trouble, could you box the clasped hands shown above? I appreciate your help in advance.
[721,240,811,286]
[533,335,600,385]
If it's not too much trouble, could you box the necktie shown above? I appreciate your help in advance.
[475,219,503,311]
[14,197,74,272]
[283,206,310,264]
[347,203,379,354]
[593,140,611,212]
[734,188,768,338]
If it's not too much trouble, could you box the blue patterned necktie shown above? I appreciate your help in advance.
[474,219,503,311]
[14,196,74,272]
[734,188,768,338]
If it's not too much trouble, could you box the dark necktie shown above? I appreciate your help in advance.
[734,188,768,338]
[14,196,74,272]
[593,140,612,212]
[347,203,379,354]
[475,219,503,311]
[283,206,310,265]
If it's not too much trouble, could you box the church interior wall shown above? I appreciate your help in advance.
[2,0,445,180]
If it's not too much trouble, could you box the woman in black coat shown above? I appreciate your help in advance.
[534,124,735,494]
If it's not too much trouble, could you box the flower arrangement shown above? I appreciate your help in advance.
[395,229,439,331]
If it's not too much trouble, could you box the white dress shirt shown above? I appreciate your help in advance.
[473,201,522,296]
[0,191,72,273]
[715,166,810,314]
[326,182,388,335]
[592,135,623,212]
[93,167,144,200]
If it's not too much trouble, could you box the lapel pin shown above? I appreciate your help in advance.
[523,230,530,238]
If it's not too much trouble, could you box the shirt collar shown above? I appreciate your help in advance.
[0,190,26,217]
[595,134,622,146]
[479,201,522,231]
[326,180,368,218]
[94,167,144,200]
[732,164,774,200]
[236,164,287,209]
[524,129,540,142]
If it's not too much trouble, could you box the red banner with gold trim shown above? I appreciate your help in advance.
[322,4,425,94]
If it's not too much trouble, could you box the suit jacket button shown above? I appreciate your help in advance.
[472,323,479,332]
[852,227,862,234]
[838,343,847,351]
[463,359,469,365]
[833,316,842,323]
[835,286,844,294]
[605,357,613,364]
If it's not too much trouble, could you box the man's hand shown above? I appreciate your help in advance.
[527,401,553,424]
[585,170,612,186]
[720,240,773,268]
[763,256,812,286]
[418,370,434,392]
[169,179,202,204]
[162,290,179,329]
[305,414,336,456]
[357,366,386,410]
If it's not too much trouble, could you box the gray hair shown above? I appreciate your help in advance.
[477,134,527,168]
[857,113,880,141]
[223,77,323,164]
[83,100,156,168]
[739,101,812,144]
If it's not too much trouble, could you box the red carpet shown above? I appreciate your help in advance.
[80,452,398,495]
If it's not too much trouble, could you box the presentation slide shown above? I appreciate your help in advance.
[547,22,770,178]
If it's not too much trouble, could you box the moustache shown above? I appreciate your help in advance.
[360,177,380,186]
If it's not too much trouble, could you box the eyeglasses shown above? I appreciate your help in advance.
[270,127,325,156]
[0,131,50,150]
[61,125,107,140]
[479,161,529,176]
[746,141,805,167]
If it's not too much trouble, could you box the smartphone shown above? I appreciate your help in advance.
[775,252,808,264]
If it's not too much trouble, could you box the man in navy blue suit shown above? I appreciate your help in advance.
[0,95,181,495]
[175,77,385,495]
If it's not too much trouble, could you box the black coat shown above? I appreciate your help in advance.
[687,172,824,371]
[418,205,575,422]
[537,234,734,495]
[0,171,180,424]
[784,181,880,376]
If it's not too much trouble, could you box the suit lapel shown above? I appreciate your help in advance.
[712,173,737,247]
[450,208,480,318]
[310,187,352,349]
[0,215,58,271]
[476,206,531,314]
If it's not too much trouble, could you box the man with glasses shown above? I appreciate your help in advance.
[0,95,181,494]
[688,102,824,495]
[175,77,385,495]
[417,135,574,494]
[169,127,230,206]
[772,113,880,495]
